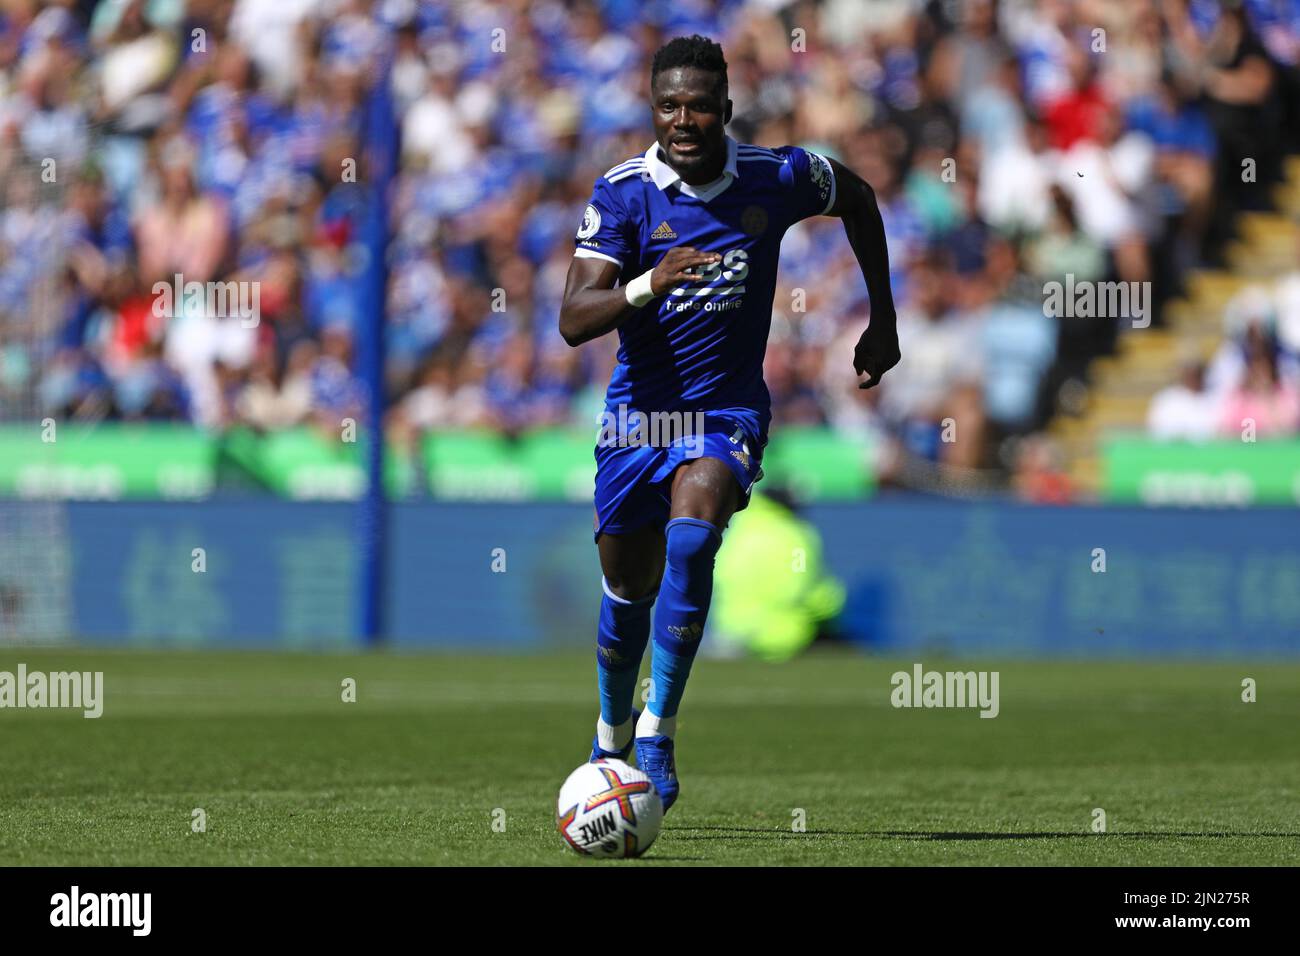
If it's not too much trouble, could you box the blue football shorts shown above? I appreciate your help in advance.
[592,413,765,541]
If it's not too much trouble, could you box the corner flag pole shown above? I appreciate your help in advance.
[357,53,396,646]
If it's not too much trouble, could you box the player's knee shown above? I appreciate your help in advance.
[664,518,722,576]
[603,572,659,603]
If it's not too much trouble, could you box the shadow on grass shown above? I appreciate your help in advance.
[668,826,1300,841]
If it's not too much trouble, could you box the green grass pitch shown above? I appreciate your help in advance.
[1,649,1296,865]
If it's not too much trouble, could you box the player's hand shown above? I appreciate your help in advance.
[650,246,721,295]
[853,320,900,390]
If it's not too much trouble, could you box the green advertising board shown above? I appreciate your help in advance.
[224,427,414,499]
[421,426,875,501]
[0,424,877,501]
[1103,436,1300,505]
[0,424,216,499]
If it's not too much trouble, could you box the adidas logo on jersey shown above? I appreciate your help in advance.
[650,221,677,240]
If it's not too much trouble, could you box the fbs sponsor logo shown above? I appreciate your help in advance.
[50,886,151,936]
[0,664,103,718]
[666,247,749,309]
[890,662,1000,718]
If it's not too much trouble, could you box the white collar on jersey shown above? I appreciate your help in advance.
[642,134,739,202]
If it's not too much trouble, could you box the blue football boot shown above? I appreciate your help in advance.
[634,734,679,812]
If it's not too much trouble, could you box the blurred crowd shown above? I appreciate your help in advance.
[1148,248,1300,440]
[2,0,1299,497]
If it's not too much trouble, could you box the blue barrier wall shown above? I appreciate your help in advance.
[35,499,1300,656]
[814,500,1300,658]
[66,501,358,646]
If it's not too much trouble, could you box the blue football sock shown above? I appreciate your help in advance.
[596,578,655,727]
[645,517,722,724]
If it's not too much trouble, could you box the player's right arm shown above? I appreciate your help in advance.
[558,246,720,347]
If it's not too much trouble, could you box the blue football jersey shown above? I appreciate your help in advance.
[574,136,837,445]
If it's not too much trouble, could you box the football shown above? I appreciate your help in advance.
[556,759,663,858]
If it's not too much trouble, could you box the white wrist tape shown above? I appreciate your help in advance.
[624,270,657,308]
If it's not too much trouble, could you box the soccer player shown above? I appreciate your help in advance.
[558,35,900,812]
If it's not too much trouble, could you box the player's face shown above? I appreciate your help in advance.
[650,67,731,184]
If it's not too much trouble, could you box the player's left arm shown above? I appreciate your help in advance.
[824,158,900,390]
